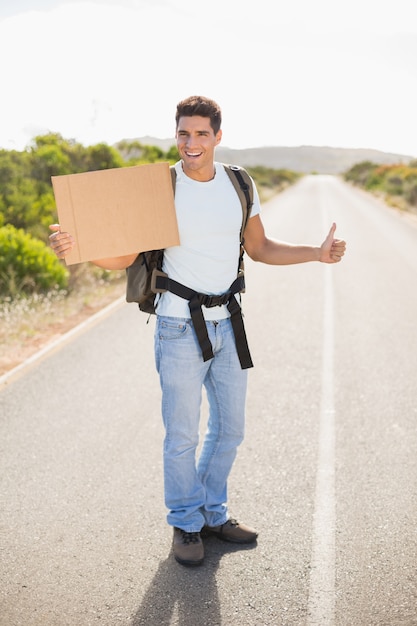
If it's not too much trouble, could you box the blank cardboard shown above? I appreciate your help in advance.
[51,162,179,265]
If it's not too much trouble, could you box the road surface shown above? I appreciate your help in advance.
[1,175,417,625]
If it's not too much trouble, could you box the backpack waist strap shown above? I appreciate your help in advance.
[153,273,253,369]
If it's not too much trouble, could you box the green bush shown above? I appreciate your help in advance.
[0,224,69,297]
[344,161,417,208]
[386,175,404,196]
[246,165,301,188]
[344,161,377,186]
[405,181,417,206]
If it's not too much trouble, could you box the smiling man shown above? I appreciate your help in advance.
[50,95,346,567]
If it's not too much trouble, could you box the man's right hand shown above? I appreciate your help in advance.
[49,224,75,259]
[49,223,138,269]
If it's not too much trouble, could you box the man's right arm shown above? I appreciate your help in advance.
[48,224,137,269]
[89,254,138,270]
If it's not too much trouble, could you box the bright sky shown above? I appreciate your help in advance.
[1,0,416,156]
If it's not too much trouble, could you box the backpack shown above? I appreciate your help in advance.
[125,163,255,368]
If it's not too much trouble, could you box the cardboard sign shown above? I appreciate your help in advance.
[51,162,179,265]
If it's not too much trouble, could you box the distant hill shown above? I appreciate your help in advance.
[125,136,414,174]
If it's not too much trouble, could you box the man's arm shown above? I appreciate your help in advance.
[48,224,137,269]
[243,215,346,265]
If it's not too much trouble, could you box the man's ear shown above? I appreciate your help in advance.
[215,129,222,146]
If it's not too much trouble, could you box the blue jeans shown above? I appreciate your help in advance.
[154,316,248,531]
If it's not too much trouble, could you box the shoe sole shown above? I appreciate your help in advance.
[210,533,258,544]
[203,528,258,544]
[174,554,204,567]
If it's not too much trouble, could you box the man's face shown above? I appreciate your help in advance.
[176,115,222,180]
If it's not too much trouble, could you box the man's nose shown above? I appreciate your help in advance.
[185,135,197,148]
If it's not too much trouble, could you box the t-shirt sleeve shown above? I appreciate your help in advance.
[249,177,261,218]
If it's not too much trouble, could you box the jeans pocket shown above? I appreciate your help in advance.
[158,318,189,341]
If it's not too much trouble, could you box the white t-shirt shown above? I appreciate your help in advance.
[155,161,261,320]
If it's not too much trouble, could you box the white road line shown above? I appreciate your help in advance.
[307,264,336,625]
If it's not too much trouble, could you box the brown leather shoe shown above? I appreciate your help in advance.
[204,518,258,544]
[172,527,204,566]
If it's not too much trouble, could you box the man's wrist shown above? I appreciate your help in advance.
[314,246,322,262]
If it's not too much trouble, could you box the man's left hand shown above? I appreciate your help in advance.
[320,222,346,264]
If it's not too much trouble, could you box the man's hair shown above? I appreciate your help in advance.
[175,96,222,134]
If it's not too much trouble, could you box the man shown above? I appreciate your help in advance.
[50,95,346,567]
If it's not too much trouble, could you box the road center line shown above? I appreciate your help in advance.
[307,263,336,625]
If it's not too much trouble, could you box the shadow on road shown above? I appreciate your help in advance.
[131,536,257,625]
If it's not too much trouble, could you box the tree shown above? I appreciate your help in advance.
[85,143,124,171]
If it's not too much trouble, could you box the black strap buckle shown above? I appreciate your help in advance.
[200,292,231,308]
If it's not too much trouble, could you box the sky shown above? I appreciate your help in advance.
[0,0,416,157]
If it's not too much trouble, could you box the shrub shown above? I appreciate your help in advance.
[344,161,376,185]
[385,175,404,196]
[405,181,417,206]
[0,224,69,297]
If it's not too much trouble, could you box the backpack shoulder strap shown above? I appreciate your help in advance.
[222,164,254,237]
[170,165,177,192]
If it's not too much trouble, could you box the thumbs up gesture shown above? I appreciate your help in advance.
[319,223,346,264]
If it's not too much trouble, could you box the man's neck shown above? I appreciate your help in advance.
[181,161,216,182]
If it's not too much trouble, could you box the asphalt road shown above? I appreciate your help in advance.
[1,175,417,626]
